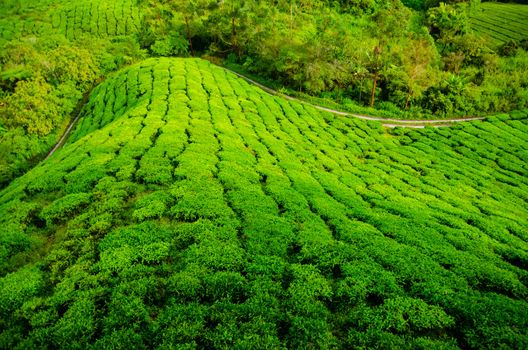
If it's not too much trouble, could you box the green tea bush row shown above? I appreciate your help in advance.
[0,58,527,349]
[0,0,140,42]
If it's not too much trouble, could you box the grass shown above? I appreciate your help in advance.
[470,2,528,46]
[0,57,527,348]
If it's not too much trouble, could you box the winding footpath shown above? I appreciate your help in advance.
[45,108,84,160]
[45,83,97,160]
[224,68,486,128]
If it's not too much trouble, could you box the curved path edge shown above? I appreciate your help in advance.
[45,109,83,160]
[45,82,99,160]
[223,67,485,127]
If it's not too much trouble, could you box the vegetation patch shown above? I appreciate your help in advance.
[0,58,527,348]
[0,0,141,40]
[469,2,528,46]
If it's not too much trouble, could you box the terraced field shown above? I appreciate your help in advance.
[0,58,527,348]
[0,0,141,40]
[51,0,141,40]
[470,2,528,46]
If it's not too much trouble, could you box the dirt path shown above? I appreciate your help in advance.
[45,83,97,160]
[224,68,485,127]
[45,110,83,160]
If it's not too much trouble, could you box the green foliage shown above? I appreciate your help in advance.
[3,0,527,193]
[39,192,92,225]
[133,191,172,221]
[135,0,528,122]
[372,297,455,332]
[1,77,61,136]
[53,297,96,348]
[427,2,470,39]
[469,2,528,46]
[42,45,100,88]
[0,0,146,188]
[0,0,141,41]
[0,48,528,350]
[98,222,173,271]
[0,266,44,317]
[150,33,189,56]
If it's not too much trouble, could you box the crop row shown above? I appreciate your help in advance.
[51,0,141,40]
[470,19,525,43]
[68,59,528,280]
[470,3,528,45]
[475,10,528,28]
[479,3,528,19]
[0,58,526,348]
[0,0,140,41]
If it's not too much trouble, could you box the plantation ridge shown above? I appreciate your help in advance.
[1,0,528,349]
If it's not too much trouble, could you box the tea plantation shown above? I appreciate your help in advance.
[0,58,527,349]
[469,2,528,46]
[0,0,141,40]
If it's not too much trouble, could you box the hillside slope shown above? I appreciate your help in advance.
[0,58,527,349]
[470,2,528,46]
[0,0,141,41]
[0,0,145,188]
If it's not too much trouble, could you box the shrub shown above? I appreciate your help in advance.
[39,192,92,225]
[0,266,44,317]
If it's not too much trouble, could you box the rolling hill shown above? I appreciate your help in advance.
[0,58,527,348]
[470,2,528,46]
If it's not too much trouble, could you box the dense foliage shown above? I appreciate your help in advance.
[0,0,141,40]
[0,0,146,188]
[1,1,528,347]
[141,0,528,119]
[1,58,527,349]
[2,0,528,187]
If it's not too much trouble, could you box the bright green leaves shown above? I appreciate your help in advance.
[53,297,97,349]
[372,297,455,332]
[133,191,172,221]
[336,261,401,305]
[156,302,207,348]
[284,264,336,349]
[0,58,527,349]
[0,266,44,317]
[185,237,246,271]
[39,192,92,225]
[173,219,246,272]
[1,77,61,136]
[42,45,100,89]
[287,264,332,309]
[346,297,456,348]
[150,33,189,57]
[0,0,141,40]
[56,0,141,40]
[98,222,173,272]
[427,2,470,39]
[170,179,234,223]
[136,148,174,185]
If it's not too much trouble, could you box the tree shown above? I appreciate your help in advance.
[366,5,410,107]
[369,46,383,107]
[170,0,213,56]
[1,77,61,136]
[426,3,470,52]
[207,0,253,58]
[400,39,438,109]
